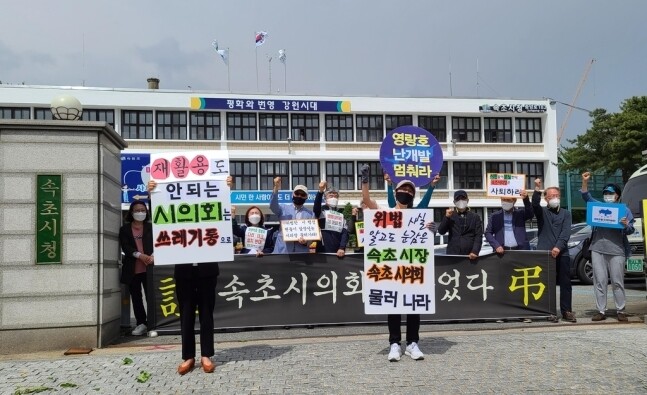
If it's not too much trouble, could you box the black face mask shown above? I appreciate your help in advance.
[292,196,307,206]
[395,192,414,206]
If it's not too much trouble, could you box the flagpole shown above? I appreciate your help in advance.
[255,46,259,92]
[267,55,272,94]
[284,62,287,93]
[227,48,231,92]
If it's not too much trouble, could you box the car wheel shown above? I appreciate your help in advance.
[576,256,593,285]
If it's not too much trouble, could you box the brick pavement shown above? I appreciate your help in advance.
[2,324,647,394]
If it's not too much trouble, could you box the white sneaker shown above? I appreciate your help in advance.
[405,342,424,360]
[131,324,147,336]
[388,343,402,362]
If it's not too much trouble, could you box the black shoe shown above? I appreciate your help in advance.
[591,312,606,321]
[617,311,628,322]
[562,311,577,323]
[547,315,559,323]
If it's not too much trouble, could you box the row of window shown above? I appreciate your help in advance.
[0,106,544,143]
[230,160,545,192]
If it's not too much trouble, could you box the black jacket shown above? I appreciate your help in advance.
[437,209,483,255]
[119,222,154,285]
[174,262,220,280]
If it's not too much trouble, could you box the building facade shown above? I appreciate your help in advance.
[0,84,558,226]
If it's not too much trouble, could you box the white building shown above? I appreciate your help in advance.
[0,82,558,226]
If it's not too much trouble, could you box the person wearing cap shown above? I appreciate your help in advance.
[532,178,576,323]
[314,180,349,257]
[385,173,441,208]
[269,177,315,253]
[485,190,533,253]
[581,172,635,322]
[437,190,483,259]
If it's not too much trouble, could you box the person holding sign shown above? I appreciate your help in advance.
[385,173,441,209]
[437,190,483,259]
[314,181,349,257]
[485,190,534,252]
[119,200,154,336]
[581,172,635,322]
[269,177,315,253]
[532,179,576,323]
[231,206,275,256]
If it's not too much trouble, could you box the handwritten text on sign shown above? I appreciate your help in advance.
[486,173,526,197]
[150,151,229,183]
[281,219,322,241]
[245,227,268,251]
[363,209,435,315]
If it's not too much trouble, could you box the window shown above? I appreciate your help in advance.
[325,161,355,191]
[418,116,447,142]
[82,109,115,127]
[260,161,289,190]
[34,108,53,120]
[227,113,257,140]
[356,115,383,142]
[325,114,353,141]
[421,161,448,190]
[291,114,319,141]
[156,111,187,140]
[356,162,384,190]
[515,118,542,143]
[385,115,413,134]
[230,161,258,190]
[292,161,320,190]
[484,117,512,143]
[0,107,30,119]
[190,111,220,140]
[122,110,153,139]
[453,162,483,189]
[485,162,514,174]
[259,113,288,141]
[451,117,481,142]
[517,162,544,190]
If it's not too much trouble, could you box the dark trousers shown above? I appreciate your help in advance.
[129,272,148,326]
[556,254,573,315]
[176,269,217,361]
[387,314,420,345]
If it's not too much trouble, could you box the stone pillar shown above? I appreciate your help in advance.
[0,120,127,354]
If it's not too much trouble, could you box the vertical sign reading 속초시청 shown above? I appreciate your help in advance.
[36,175,62,264]
[379,126,443,188]
[150,151,234,265]
[363,209,435,314]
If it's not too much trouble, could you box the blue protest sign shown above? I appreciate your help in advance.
[379,126,443,187]
[586,201,627,229]
[121,153,151,204]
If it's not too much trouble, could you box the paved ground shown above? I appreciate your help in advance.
[2,284,647,394]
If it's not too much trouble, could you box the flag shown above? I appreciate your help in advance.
[255,31,268,47]
[212,40,229,65]
[278,49,286,64]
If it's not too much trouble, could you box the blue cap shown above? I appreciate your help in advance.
[603,185,617,194]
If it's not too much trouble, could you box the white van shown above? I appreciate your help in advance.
[620,164,647,276]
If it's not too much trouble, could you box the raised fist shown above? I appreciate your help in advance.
[319,180,327,192]
[582,172,591,181]
[534,178,542,189]
[383,173,392,185]
[273,177,281,188]
[431,174,441,186]
[446,208,454,218]
[226,175,233,188]
[360,164,370,184]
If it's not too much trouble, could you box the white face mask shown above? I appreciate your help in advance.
[501,202,514,211]
[455,200,468,210]
[603,195,616,203]
[248,214,262,225]
[133,212,147,222]
[327,198,338,208]
[548,198,560,208]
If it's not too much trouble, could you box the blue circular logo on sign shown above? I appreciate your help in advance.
[379,126,443,188]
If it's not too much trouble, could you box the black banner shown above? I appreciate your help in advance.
[149,251,556,333]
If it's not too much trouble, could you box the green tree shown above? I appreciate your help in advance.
[561,96,647,182]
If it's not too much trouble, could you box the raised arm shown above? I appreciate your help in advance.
[416,174,440,208]
[360,164,379,209]
[314,180,326,217]
[520,190,534,221]
[269,176,283,217]
[531,178,543,220]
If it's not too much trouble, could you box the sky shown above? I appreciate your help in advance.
[0,0,645,144]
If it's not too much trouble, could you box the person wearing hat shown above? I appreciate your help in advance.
[485,190,534,253]
[437,190,483,258]
[384,173,442,208]
[269,176,315,253]
[581,172,635,322]
[314,180,349,257]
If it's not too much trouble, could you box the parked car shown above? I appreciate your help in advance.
[434,236,494,256]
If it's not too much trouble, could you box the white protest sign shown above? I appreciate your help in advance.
[355,221,364,247]
[486,173,526,197]
[281,219,321,241]
[151,178,234,265]
[324,211,345,233]
[362,209,435,315]
[245,227,268,251]
[150,151,229,183]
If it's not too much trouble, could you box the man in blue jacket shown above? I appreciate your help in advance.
[269,177,315,253]
[485,190,534,252]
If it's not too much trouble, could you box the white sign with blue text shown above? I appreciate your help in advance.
[586,202,626,229]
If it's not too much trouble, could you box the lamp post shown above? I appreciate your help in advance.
[50,95,83,120]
